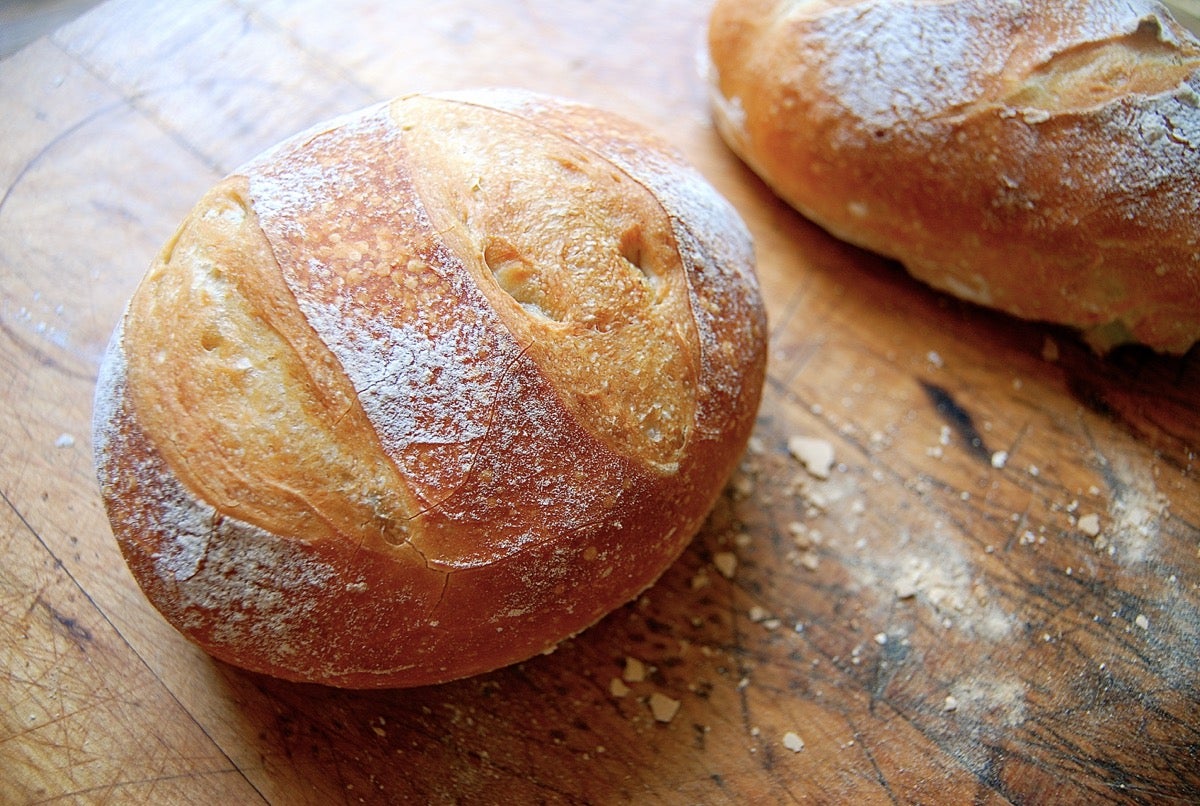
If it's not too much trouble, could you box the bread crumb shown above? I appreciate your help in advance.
[895,576,919,600]
[731,472,755,500]
[623,656,646,683]
[713,551,738,579]
[944,695,959,712]
[648,692,681,723]
[788,520,811,548]
[787,436,835,479]
[1135,614,1149,630]
[691,569,710,590]
[990,450,1008,468]
[1077,513,1101,538]
[54,432,76,448]
[927,350,944,368]
[610,678,631,698]
[782,731,805,752]
[1041,336,1060,361]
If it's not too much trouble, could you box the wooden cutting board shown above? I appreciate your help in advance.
[2,1,1197,802]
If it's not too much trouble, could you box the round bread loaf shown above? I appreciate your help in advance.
[708,0,1200,353]
[93,89,767,688]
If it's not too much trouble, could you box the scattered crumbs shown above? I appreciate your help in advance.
[54,433,75,448]
[782,731,805,753]
[1135,614,1150,631]
[737,676,750,690]
[787,436,835,480]
[731,472,755,500]
[895,577,919,600]
[713,551,738,579]
[748,606,769,623]
[1077,513,1101,538]
[1041,336,1060,362]
[873,632,888,646]
[927,350,944,368]
[733,531,753,549]
[623,656,647,683]
[943,695,959,712]
[803,490,829,514]
[691,569,710,590]
[648,693,680,723]
[1028,465,1040,477]
[800,552,820,572]
[762,618,782,631]
[610,677,631,698]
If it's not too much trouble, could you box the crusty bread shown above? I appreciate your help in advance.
[708,0,1200,354]
[93,89,767,688]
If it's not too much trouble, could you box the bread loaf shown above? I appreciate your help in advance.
[708,0,1200,353]
[93,89,767,688]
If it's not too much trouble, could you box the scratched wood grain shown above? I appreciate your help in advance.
[1,0,1198,803]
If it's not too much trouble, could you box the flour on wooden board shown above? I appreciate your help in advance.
[1098,452,1169,565]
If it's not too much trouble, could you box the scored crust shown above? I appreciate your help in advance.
[94,90,766,688]
[708,0,1200,353]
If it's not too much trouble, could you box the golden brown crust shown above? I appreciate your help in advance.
[708,0,1200,353]
[93,90,766,688]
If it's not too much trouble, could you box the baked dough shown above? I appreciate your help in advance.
[708,0,1200,353]
[93,89,767,688]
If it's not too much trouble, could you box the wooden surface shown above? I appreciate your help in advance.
[2,1,1198,802]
